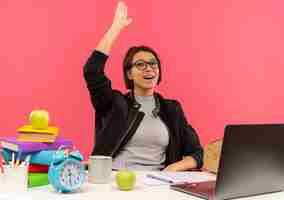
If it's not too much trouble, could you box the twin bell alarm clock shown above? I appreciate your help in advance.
[48,147,86,193]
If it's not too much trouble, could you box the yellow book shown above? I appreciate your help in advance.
[16,132,57,143]
[17,125,59,135]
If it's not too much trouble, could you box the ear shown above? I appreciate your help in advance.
[127,70,133,80]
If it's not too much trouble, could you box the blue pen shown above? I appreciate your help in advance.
[146,174,174,184]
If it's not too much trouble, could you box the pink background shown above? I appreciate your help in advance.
[1,0,284,158]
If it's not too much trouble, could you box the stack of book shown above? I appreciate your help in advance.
[0,125,73,187]
[28,164,49,187]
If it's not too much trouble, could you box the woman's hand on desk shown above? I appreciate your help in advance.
[163,164,179,172]
[163,156,198,171]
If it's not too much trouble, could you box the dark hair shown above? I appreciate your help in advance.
[123,46,162,90]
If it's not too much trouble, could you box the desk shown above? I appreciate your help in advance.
[1,171,284,200]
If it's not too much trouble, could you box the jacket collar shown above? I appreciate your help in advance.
[125,90,161,115]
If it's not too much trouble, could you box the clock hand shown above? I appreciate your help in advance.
[68,173,72,186]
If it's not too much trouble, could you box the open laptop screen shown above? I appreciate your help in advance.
[216,124,284,199]
[171,124,284,200]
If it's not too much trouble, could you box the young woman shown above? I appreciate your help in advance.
[84,2,203,171]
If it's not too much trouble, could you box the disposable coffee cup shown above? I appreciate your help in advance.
[88,155,112,184]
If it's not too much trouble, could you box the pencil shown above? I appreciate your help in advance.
[0,149,4,173]
[15,151,22,167]
[11,152,15,168]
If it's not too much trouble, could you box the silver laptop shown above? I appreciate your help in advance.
[171,124,284,200]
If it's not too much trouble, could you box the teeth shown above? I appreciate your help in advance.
[144,75,154,79]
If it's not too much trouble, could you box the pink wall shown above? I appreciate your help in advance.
[1,0,284,158]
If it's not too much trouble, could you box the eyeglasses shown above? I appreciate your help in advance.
[132,59,159,71]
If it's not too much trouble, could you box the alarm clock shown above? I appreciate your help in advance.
[48,148,86,193]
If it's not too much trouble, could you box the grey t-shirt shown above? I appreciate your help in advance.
[112,95,169,171]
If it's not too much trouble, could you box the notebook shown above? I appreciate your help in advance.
[145,171,216,185]
[171,124,284,200]
[28,172,49,187]
[28,164,49,173]
[0,137,72,153]
[16,132,58,143]
[17,125,59,135]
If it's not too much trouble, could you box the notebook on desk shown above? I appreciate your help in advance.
[171,124,284,200]
[145,171,216,185]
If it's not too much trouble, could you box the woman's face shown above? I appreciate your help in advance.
[127,51,160,95]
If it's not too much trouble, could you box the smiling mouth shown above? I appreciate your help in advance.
[143,76,155,80]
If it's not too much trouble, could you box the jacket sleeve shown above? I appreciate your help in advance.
[83,50,113,113]
[177,102,204,169]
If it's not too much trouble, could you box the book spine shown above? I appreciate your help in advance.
[1,136,73,152]
[28,172,49,187]
[28,164,49,173]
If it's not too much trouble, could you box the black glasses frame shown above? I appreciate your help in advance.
[132,59,159,71]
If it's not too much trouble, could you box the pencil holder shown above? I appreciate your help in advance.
[0,164,28,192]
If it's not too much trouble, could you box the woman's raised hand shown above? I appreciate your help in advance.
[95,1,132,54]
[111,1,132,31]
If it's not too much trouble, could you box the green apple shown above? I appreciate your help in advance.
[115,170,136,191]
[29,110,49,129]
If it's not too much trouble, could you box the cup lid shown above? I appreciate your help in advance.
[89,155,112,160]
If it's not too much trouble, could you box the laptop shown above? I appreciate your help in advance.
[171,124,284,200]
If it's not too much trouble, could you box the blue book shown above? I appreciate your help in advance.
[2,149,64,165]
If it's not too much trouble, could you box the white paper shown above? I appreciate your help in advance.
[143,171,216,186]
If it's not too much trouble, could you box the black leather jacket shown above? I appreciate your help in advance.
[83,50,204,168]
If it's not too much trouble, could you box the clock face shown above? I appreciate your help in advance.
[59,160,85,189]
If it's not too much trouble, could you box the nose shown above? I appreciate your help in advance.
[144,64,154,71]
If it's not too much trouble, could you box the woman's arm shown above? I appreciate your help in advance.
[164,102,204,172]
[163,156,197,171]
[83,1,132,112]
[96,1,132,55]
